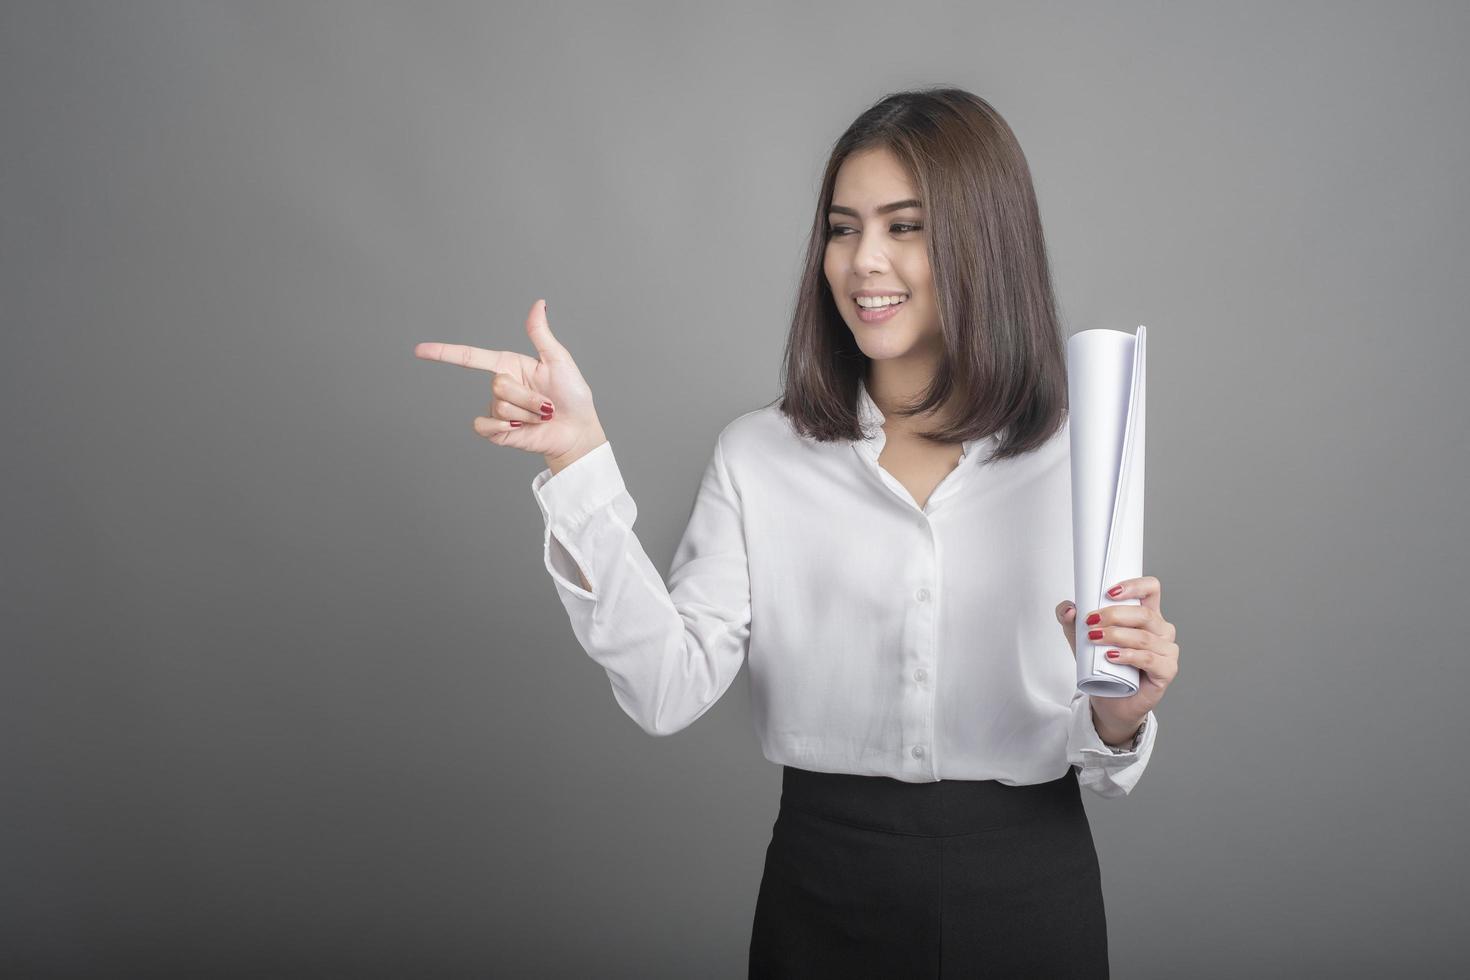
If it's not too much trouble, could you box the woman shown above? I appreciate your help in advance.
[415,87,1180,978]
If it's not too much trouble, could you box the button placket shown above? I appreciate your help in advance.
[899,515,938,776]
[922,513,944,779]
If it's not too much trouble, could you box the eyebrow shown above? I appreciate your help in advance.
[827,198,924,217]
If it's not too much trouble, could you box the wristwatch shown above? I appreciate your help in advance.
[1108,718,1147,754]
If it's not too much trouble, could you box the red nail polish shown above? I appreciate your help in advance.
[1106,650,1120,659]
[509,420,522,427]
[1085,613,1100,626]
[1107,585,1124,597]
[1088,629,1104,640]
[541,402,553,413]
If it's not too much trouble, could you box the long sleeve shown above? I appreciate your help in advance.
[1066,693,1158,798]
[530,438,752,737]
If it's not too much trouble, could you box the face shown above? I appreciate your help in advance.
[823,146,940,364]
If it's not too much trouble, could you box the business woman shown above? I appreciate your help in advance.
[415,87,1180,978]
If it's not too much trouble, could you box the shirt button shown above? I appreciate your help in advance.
[911,745,925,759]
[914,668,927,682]
[915,587,931,602]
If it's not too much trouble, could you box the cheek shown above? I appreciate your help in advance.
[823,260,845,304]
[902,257,932,294]
[908,279,936,313]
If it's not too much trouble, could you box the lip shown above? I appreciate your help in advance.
[855,297,906,323]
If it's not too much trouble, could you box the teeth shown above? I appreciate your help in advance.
[856,294,907,308]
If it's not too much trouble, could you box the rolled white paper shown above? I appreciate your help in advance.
[1067,325,1147,698]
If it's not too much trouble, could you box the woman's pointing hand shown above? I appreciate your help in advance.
[413,299,607,467]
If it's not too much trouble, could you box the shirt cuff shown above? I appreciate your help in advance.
[530,441,633,599]
[531,440,624,530]
[1067,695,1158,798]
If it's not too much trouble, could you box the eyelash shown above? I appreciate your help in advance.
[826,223,923,239]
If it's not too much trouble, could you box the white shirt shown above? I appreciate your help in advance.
[530,377,1158,796]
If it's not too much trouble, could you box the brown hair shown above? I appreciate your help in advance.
[775,86,1069,463]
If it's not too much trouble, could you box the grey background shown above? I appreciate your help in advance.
[3,1,1466,976]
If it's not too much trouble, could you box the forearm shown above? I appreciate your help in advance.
[530,435,754,738]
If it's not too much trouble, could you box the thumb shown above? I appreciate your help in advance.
[1056,600,1078,656]
[526,298,571,364]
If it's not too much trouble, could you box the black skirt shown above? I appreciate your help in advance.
[748,764,1110,979]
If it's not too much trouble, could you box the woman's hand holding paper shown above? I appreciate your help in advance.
[1056,574,1179,745]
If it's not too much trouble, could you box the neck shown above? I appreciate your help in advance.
[866,359,962,436]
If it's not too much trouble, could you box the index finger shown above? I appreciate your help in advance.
[413,342,517,373]
[1108,575,1162,615]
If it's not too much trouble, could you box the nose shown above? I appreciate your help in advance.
[853,229,892,278]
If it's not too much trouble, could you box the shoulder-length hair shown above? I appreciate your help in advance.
[775,86,1069,463]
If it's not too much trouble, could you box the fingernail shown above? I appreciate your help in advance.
[1107,585,1124,597]
[1085,612,1101,626]
[509,421,522,427]
[541,401,554,414]
[1106,650,1120,659]
[1088,629,1104,640]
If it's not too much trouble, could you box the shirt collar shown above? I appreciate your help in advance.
[855,375,996,462]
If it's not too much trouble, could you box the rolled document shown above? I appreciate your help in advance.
[1067,325,1147,698]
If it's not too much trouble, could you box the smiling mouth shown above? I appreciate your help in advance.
[855,297,907,321]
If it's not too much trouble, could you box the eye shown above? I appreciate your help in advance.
[826,223,924,239]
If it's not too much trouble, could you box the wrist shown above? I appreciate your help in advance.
[545,428,608,477]
[1091,700,1146,749]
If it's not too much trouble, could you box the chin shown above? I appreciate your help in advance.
[851,327,925,360]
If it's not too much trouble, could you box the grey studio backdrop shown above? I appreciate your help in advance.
[3,2,1466,977]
